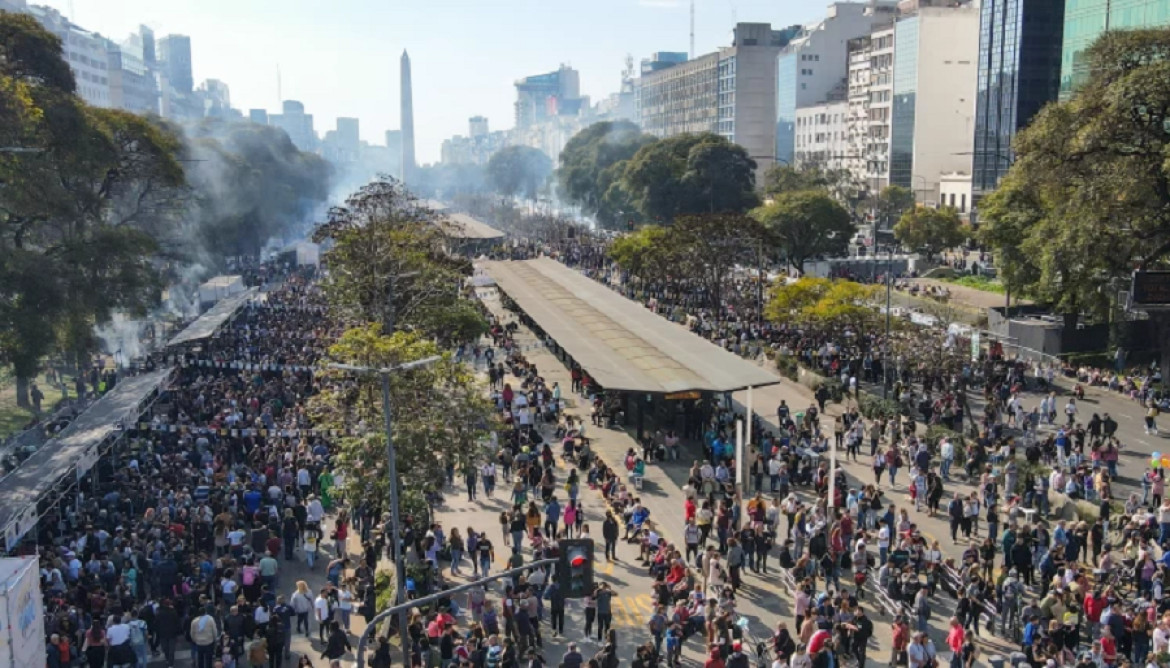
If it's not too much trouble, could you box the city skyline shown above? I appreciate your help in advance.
[36,0,832,163]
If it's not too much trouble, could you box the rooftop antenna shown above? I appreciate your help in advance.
[690,0,695,59]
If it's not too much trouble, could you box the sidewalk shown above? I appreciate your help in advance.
[477,289,904,652]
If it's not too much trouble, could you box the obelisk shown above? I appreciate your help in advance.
[400,50,416,184]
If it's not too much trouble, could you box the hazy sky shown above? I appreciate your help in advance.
[46,0,825,163]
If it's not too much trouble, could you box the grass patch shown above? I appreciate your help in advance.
[940,274,1007,294]
[0,368,76,441]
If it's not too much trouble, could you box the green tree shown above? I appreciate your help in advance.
[978,28,1170,376]
[893,206,966,257]
[619,133,758,222]
[762,164,830,198]
[751,190,855,274]
[556,121,655,229]
[0,12,186,403]
[607,225,677,279]
[308,324,497,510]
[869,185,916,230]
[763,163,862,207]
[607,213,764,310]
[311,177,487,344]
[486,145,552,201]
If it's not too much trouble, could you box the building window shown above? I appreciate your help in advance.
[960,193,967,212]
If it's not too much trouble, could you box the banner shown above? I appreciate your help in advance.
[181,359,317,373]
[132,422,360,438]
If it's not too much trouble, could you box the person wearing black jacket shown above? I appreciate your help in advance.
[772,624,796,663]
[546,580,566,637]
[272,597,294,660]
[948,495,965,542]
[602,513,619,562]
[153,598,181,667]
[266,615,286,668]
[321,621,352,661]
[852,609,873,668]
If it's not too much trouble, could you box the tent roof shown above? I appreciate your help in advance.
[167,288,257,346]
[0,369,171,541]
[442,213,504,240]
[483,258,782,393]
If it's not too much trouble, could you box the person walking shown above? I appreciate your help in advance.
[190,605,220,668]
[291,581,313,637]
[154,598,181,668]
[314,588,333,643]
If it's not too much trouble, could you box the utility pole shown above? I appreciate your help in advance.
[330,354,440,668]
[883,215,893,400]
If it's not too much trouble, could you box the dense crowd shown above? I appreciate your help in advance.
[34,270,380,668]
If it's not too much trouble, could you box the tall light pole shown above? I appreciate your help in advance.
[330,355,441,666]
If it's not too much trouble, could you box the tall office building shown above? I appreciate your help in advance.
[889,5,980,205]
[845,24,896,192]
[269,100,318,152]
[157,35,193,94]
[638,23,795,172]
[469,116,489,138]
[107,38,158,113]
[400,50,416,183]
[1060,0,1170,97]
[777,3,897,166]
[971,0,1064,202]
[25,4,112,107]
[514,65,585,128]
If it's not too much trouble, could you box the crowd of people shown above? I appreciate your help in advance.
[471,231,1170,668]
[33,268,381,668]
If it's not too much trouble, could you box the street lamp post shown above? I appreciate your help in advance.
[329,355,441,667]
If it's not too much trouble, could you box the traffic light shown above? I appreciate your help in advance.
[557,539,594,599]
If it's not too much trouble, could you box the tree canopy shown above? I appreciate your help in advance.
[893,206,966,257]
[308,324,496,510]
[619,133,759,222]
[751,190,855,274]
[607,213,764,310]
[556,121,655,229]
[766,277,880,332]
[486,145,552,201]
[979,27,1170,375]
[0,11,187,403]
[311,176,487,345]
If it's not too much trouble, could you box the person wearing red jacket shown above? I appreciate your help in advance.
[946,617,966,668]
[1084,590,1106,625]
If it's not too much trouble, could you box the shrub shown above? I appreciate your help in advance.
[775,355,799,381]
[858,392,902,420]
[821,379,846,403]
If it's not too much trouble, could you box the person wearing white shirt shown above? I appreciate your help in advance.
[940,439,955,481]
[877,525,890,565]
[314,590,332,642]
[1153,620,1170,654]
[307,497,324,525]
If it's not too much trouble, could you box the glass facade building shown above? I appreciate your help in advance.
[1060,0,1170,96]
[776,53,798,164]
[889,17,919,190]
[972,0,1064,198]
